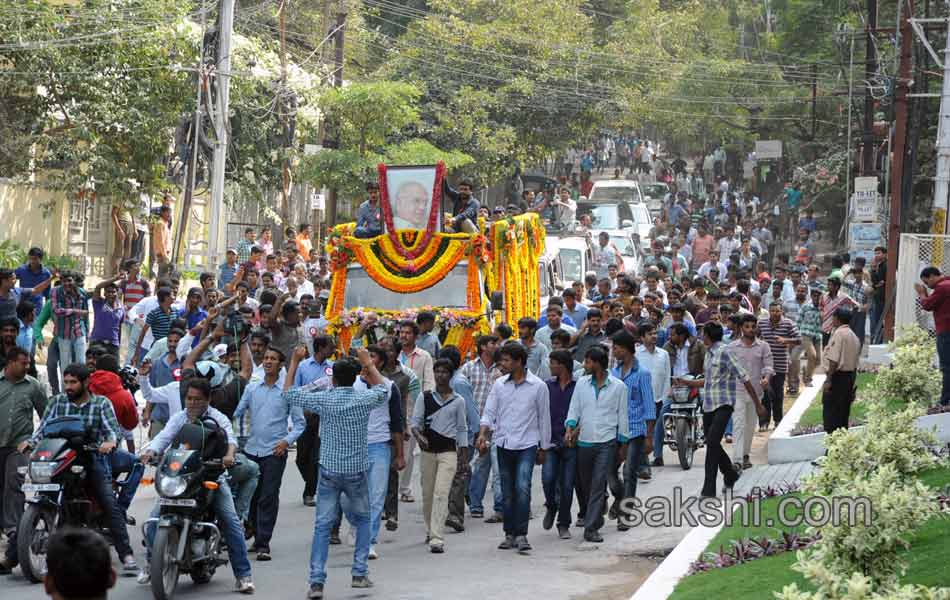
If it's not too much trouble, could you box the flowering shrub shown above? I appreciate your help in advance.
[865,325,940,409]
[777,568,950,600]
[796,465,938,588]
[777,374,948,599]
[806,405,937,496]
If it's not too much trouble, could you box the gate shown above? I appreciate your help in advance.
[895,233,950,336]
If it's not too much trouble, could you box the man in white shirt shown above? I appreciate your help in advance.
[697,250,728,283]
[477,341,551,554]
[552,187,577,227]
[635,323,671,469]
[536,305,577,351]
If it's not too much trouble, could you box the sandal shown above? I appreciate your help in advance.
[400,493,415,503]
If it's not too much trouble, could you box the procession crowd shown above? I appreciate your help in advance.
[4,139,949,600]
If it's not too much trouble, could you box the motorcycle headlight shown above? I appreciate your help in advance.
[29,462,57,483]
[157,474,189,498]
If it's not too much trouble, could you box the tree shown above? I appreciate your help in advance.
[374,0,604,185]
[0,0,197,207]
[298,81,473,205]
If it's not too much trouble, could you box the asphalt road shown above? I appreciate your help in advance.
[2,447,660,600]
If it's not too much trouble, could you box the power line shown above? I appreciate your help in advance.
[360,0,843,89]
[363,0,844,78]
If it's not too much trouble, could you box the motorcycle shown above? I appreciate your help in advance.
[664,376,705,470]
[18,416,113,583]
[143,419,230,600]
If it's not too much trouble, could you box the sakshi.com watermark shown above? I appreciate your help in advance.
[617,488,874,529]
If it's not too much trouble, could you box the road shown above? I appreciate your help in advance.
[3,444,667,600]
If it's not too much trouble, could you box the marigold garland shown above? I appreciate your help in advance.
[326,308,490,357]
[487,213,545,324]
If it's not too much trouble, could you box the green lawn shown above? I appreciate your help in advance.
[796,373,882,429]
[669,466,950,600]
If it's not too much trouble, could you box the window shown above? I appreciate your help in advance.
[577,203,635,230]
[343,263,471,311]
[590,185,642,204]
[559,248,583,283]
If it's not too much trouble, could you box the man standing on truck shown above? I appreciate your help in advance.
[442,179,480,233]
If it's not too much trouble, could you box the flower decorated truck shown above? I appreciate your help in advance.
[322,162,546,356]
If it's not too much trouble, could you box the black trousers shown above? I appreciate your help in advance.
[823,371,857,435]
[296,413,320,498]
[247,453,287,550]
[702,405,737,497]
[576,442,621,534]
[760,372,786,427]
[384,467,399,523]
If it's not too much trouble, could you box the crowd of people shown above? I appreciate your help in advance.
[0,141,938,600]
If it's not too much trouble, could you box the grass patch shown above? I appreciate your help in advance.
[705,493,807,550]
[669,465,950,600]
[796,372,880,429]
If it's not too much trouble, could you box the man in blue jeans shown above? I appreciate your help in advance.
[541,350,577,539]
[610,331,655,532]
[28,365,139,574]
[917,266,950,406]
[283,346,388,599]
[477,342,551,554]
[138,378,255,593]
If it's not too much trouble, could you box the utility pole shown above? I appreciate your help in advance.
[862,0,879,175]
[325,9,345,228]
[885,0,914,341]
[173,4,208,269]
[277,0,292,226]
[207,0,235,271]
[811,63,818,139]
[932,17,950,235]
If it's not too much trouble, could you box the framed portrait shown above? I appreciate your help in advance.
[379,164,444,233]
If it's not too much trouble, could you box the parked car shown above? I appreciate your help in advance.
[588,179,643,205]
[640,182,669,217]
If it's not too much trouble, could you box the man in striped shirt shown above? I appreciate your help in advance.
[819,276,856,345]
[757,303,800,429]
[132,287,176,363]
[50,272,90,382]
[460,335,503,520]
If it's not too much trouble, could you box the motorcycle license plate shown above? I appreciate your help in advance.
[159,498,197,507]
[22,483,61,493]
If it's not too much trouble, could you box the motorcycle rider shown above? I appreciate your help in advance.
[138,377,255,594]
[25,363,138,574]
[87,352,144,519]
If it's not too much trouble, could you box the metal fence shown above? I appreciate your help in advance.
[895,233,950,336]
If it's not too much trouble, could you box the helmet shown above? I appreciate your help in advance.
[195,360,229,388]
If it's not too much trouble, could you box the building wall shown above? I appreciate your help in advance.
[0,180,69,256]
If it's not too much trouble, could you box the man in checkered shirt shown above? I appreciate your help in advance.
[283,346,388,597]
[27,364,138,574]
[676,322,762,499]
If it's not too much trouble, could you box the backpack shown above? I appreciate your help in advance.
[421,391,458,453]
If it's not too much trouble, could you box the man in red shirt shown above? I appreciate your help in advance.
[916,266,950,406]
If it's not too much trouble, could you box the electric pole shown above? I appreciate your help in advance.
[172,4,208,269]
[278,0,292,226]
[885,0,914,341]
[932,16,950,235]
[862,0,878,175]
[325,9,345,228]
[207,0,235,271]
[811,63,818,139]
